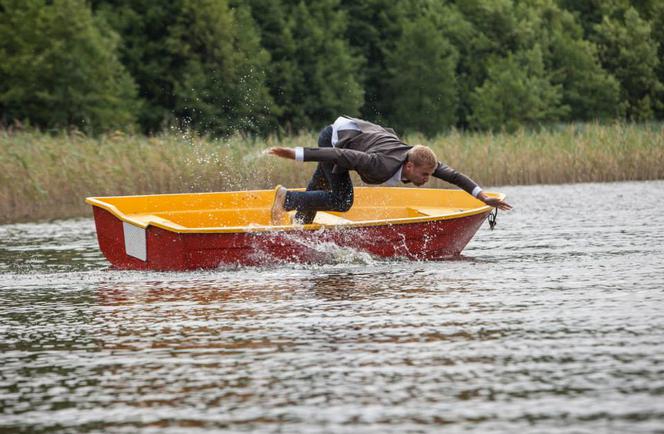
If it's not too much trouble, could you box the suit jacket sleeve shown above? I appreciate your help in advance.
[302,147,380,173]
[433,162,480,195]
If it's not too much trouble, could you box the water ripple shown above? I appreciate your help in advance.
[1,181,664,433]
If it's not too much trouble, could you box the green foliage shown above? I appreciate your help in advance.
[240,0,293,130]
[385,12,459,136]
[649,2,664,117]
[245,0,364,131]
[2,0,663,135]
[594,6,662,120]
[340,0,407,122]
[555,0,625,33]
[516,0,621,120]
[448,0,521,127]
[0,0,138,133]
[167,0,274,135]
[94,0,274,135]
[469,45,568,131]
[92,0,180,132]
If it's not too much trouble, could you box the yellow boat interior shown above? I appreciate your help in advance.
[86,187,503,233]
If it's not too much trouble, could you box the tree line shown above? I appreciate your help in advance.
[1,0,662,136]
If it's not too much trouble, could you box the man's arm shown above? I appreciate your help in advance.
[433,163,480,196]
[268,146,380,173]
[434,163,512,210]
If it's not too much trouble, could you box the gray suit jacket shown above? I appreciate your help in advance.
[302,116,480,194]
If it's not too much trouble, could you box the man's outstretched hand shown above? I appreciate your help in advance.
[267,147,295,160]
[478,192,512,211]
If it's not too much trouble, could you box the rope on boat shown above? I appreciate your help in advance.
[488,208,498,230]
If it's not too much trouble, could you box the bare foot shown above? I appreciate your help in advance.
[271,185,289,225]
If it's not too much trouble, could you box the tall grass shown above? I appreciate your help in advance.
[1,122,662,223]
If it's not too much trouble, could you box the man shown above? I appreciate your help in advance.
[268,116,511,224]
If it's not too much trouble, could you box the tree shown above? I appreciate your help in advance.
[94,0,274,135]
[247,0,364,130]
[0,0,138,132]
[92,0,182,132]
[340,0,408,122]
[555,0,620,34]
[167,0,274,135]
[649,2,664,117]
[516,0,621,120]
[285,0,364,129]
[240,0,293,131]
[594,7,662,120]
[469,45,568,131]
[449,0,522,127]
[384,12,459,136]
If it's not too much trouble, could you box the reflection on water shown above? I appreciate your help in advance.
[1,181,664,433]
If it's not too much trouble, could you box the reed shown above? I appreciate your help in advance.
[1,122,662,223]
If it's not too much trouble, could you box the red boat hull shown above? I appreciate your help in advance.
[91,206,490,270]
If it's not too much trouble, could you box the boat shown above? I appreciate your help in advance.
[85,187,504,270]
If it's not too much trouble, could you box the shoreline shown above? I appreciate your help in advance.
[2,122,662,224]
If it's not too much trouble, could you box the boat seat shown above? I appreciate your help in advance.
[407,207,464,217]
[128,214,188,230]
[313,212,352,225]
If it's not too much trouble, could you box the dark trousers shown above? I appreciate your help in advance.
[284,125,354,224]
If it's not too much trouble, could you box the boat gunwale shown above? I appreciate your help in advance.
[85,188,504,234]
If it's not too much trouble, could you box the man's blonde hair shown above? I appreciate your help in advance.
[407,145,437,168]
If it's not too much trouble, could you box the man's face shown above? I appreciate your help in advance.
[404,162,435,186]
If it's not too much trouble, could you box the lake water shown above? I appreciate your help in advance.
[1,181,663,434]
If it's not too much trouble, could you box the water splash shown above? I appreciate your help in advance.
[245,227,380,266]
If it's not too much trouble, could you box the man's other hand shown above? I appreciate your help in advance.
[267,147,296,160]
[478,193,512,211]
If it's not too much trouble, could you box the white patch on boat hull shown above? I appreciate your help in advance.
[123,222,147,261]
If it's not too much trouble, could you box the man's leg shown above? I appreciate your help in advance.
[286,126,354,224]
[285,169,354,224]
[292,126,332,223]
[291,165,328,224]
